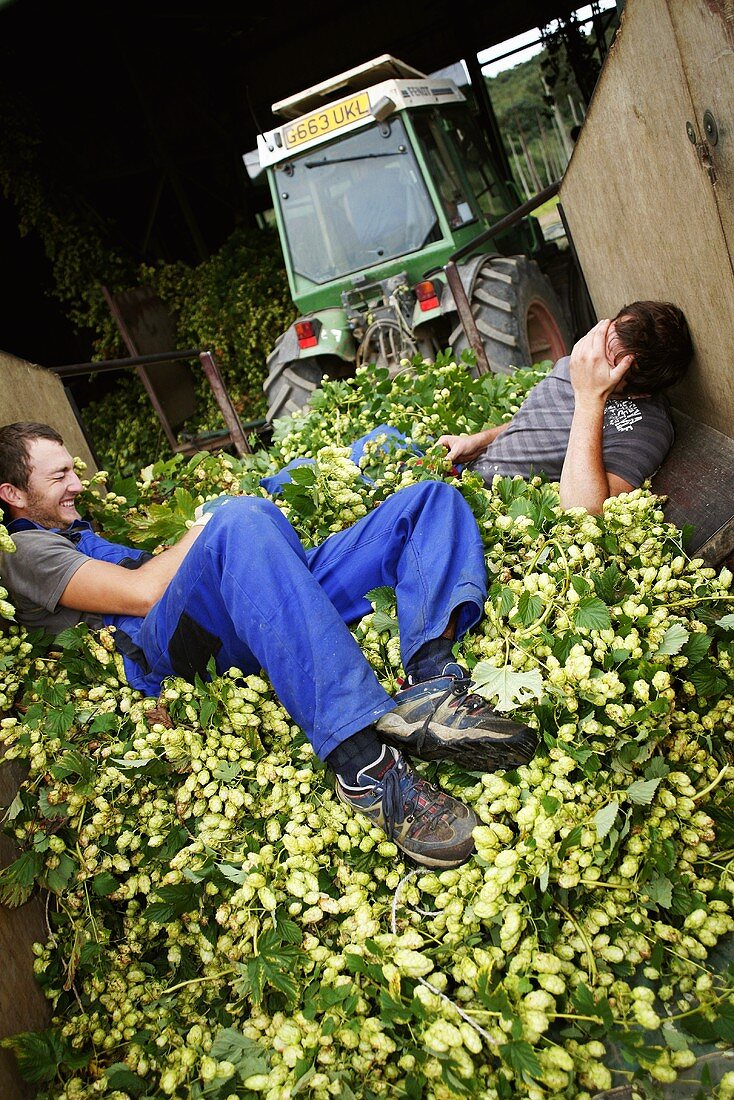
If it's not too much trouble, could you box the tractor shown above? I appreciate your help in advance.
[254,55,574,422]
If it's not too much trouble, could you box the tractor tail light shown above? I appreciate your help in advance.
[295,319,319,349]
[414,280,440,312]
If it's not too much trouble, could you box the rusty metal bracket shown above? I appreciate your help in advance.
[443,180,562,375]
[51,349,257,457]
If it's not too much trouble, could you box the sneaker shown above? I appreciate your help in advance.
[376,674,537,772]
[336,746,477,868]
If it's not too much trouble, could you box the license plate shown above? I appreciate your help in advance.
[283,93,371,150]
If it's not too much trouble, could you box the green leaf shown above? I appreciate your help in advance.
[682,632,713,666]
[286,465,317,486]
[715,613,734,631]
[333,1077,357,1100]
[198,696,218,728]
[541,796,560,815]
[472,662,544,712]
[104,1063,148,1096]
[437,1052,476,1095]
[706,801,734,850]
[88,712,119,734]
[123,500,191,545]
[52,625,89,650]
[713,1002,734,1043]
[1,1029,88,1083]
[496,585,516,618]
[592,563,627,603]
[644,875,673,908]
[571,983,598,1018]
[50,748,94,785]
[209,1028,269,1080]
[570,575,591,596]
[379,989,413,1026]
[213,761,242,781]
[153,825,188,862]
[626,778,662,805]
[216,862,248,885]
[365,586,396,614]
[45,852,77,894]
[660,1022,688,1052]
[143,883,199,924]
[372,611,399,636]
[92,872,118,896]
[645,757,670,781]
[574,597,611,632]
[508,496,533,519]
[558,824,583,859]
[689,660,726,698]
[653,837,677,876]
[317,984,358,1010]
[3,791,23,822]
[234,929,307,1007]
[0,850,44,907]
[272,912,302,945]
[513,591,543,627]
[44,702,77,738]
[499,1039,541,1082]
[653,622,689,656]
[594,801,619,840]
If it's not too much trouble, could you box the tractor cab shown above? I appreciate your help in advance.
[254,56,565,421]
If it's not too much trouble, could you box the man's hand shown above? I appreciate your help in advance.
[192,494,234,528]
[569,318,634,408]
[560,318,635,513]
[437,424,509,464]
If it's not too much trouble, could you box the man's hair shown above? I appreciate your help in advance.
[612,301,693,394]
[0,422,63,491]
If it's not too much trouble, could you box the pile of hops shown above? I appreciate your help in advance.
[1,355,734,1100]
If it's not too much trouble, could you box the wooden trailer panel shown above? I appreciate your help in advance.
[560,0,734,438]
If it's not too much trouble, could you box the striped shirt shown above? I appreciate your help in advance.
[470,356,674,487]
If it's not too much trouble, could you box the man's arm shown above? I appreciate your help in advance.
[437,422,511,464]
[59,524,205,617]
[560,319,635,513]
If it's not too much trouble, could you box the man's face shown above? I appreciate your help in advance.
[20,438,83,528]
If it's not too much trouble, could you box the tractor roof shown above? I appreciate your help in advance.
[271,55,427,120]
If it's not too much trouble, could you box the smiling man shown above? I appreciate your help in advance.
[439,301,693,514]
[0,422,538,870]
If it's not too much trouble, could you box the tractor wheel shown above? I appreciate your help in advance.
[450,255,570,375]
[264,345,355,422]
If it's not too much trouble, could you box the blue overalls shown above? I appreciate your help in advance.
[20,481,487,760]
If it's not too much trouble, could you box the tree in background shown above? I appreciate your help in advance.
[0,93,294,474]
[487,11,615,198]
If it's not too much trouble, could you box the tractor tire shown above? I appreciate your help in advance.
[450,255,571,375]
[264,344,355,422]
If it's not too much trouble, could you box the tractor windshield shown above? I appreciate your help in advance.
[275,119,440,284]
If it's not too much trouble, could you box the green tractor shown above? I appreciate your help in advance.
[255,55,572,422]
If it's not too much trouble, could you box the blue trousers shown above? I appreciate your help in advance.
[121,481,486,759]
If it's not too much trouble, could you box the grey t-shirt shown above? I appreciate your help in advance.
[471,356,674,487]
[0,527,101,633]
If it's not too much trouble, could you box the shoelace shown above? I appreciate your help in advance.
[377,762,448,840]
[409,678,491,750]
[378,763,406,840]
[451,678,497,715]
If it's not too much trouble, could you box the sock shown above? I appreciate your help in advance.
[404,636,456,684]
[327,724,383,786]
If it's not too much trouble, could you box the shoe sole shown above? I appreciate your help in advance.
[376,712,537,772]
[335,785,475,869]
